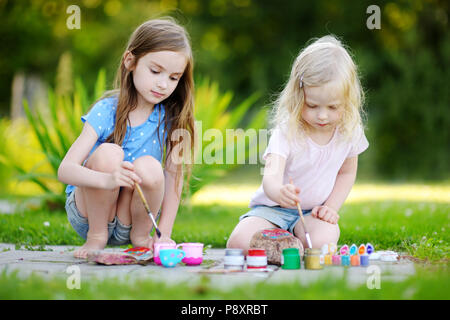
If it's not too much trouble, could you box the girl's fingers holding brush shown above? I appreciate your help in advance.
[121,161,142,184]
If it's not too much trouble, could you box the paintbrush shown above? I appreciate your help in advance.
[134,183,162,238]
[289,178,312,249]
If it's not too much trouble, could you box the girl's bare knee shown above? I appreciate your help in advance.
[226,233,248,251]
[311,223,340,248]
[86,143,124,172]
[134,156,164,190]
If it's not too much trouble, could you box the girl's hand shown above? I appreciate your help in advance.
[278,183,301,208]
[153,233,175,245]
[312,205,339,224]
[105,161,142,189]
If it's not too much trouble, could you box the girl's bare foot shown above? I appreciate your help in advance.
[130,231,154,249]
[74,233,108,259]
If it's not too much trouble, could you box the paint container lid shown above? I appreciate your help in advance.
[366,243,374,254]
[282,248,300,255]
[248,248,266,256]
[304,248,321,256]
[225,249,244,256]
[340,244,349,255]
[329,243,337,254]
[358,244,366,255]
[321,244,329,255]
[349,244,358,255]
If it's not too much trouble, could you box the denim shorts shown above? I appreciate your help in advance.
[65,189,132,246]
[239,205,312,234]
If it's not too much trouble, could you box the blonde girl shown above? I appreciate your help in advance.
[227,35,369,254]
[58,18,195,258]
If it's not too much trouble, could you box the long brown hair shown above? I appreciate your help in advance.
[104,18,195,193]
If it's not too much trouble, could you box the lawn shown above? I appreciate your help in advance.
[0,167,449,299]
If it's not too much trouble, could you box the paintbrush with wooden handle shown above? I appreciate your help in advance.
[289,178,312,249]
[134,183,161,238]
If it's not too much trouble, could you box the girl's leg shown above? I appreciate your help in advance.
[226,217,277,255]
[293,216,340,249]
[129,155,165,248]
[73,143,124,258]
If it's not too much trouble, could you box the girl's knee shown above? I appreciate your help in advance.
[311,223,340,248]
[226,234,248,251]
[86,143,124,172]
[134,156,164,189]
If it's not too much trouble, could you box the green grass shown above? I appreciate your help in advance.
[0,265,449,299]
[0,179,449,299]
[1,201,447,263]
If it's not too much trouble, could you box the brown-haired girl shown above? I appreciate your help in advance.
[58,18,195,258]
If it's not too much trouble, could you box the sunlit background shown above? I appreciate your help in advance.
[0,0,448,205]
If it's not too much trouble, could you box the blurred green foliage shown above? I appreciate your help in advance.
[0,0,448,180]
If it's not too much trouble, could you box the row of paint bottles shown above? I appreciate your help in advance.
[321,243,373,267]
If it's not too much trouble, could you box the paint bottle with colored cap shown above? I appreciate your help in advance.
[341,255,350,266]
[360,254,370,266]
[247,248,267,270]
[281,248,301,269]
[351,254,360,266]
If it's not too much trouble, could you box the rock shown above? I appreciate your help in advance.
[249,228,304,265]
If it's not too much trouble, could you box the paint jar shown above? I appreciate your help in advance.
[341,255,350,266]
[324,254,332,265]
[332,255,341,266]
[351,255,360,266]
[281,248,301,269]
[360,254,370,267]
[224,249,245,270]
[247,248,267,270]
[304,248,322,270]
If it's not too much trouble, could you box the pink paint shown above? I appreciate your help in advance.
[176,243,204,266]
[332,255,341,266]
[340,244,349,255]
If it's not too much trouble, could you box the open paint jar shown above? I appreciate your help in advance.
[247,248,267,270]
[224,249,245,270]
[281,248,301,269]
[304,248,323,270]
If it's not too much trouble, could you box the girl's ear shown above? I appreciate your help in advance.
[123,50,135,71]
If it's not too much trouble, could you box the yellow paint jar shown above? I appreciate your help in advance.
[324,254,332,265]
[304,248,323,270]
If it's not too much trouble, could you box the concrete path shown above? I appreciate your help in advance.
[0,243,416,289]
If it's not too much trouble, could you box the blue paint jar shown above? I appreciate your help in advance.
[341,255,350,266]
[360,254,370,266]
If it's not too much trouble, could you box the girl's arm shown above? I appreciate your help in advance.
[158,151,184,238]
[58,123,140,189]
[262,153,300,208]
[58,123,110,188]
[323,156,358,212]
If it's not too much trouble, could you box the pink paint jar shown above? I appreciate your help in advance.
[332,255,341,266]
[154,242,177,265]
[176,242,204,265]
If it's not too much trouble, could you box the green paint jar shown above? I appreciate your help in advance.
[281,248,301,269]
